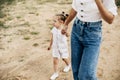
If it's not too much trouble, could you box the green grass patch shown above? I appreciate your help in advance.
[0,0,15,5]
[33,43,39,47]
[2,26,10,29]
[49,25,53,30]
[18,59,24,62]
[0,21,9,29]
[7,16,13,21]
[0,21,4,27]
[36,13,39,16]
[30,31,39,35]
[29,12,36,14]
[45,39,50,42]
[0,12,6,18]
[23,36,30,40]
[21,22,30,27]
[36,0,56,4]
[116,0,120,6]
[16,16,21,19]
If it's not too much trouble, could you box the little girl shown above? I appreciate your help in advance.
[48,12,71,80]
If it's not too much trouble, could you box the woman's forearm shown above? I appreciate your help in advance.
[64,8,77,26]
[95,0,115,24]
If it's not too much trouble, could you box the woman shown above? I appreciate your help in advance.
[62,0,117,80]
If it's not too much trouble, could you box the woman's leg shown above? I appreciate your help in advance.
[71,18,84,80]
[78,20,102,80]
[78,45,100,80]
[71,37,84,80]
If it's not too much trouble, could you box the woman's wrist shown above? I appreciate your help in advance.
[64,25,68,31]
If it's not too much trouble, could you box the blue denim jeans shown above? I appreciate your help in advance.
[71,17,102,80]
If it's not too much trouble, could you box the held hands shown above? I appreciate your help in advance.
[61,25,68,36]
[65,32,69,37]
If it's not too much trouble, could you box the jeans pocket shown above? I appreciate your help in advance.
[88,27,101,36]
[84,24,102,41]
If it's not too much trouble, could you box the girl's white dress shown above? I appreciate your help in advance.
[51,27,69,59]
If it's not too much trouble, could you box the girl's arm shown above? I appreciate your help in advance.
[62,8,77,34]
[95,0,115,24]
[48,34,53,50]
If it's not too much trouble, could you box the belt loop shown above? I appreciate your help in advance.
[84,22,87,27]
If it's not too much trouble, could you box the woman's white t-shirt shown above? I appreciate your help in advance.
[72,0,118,22]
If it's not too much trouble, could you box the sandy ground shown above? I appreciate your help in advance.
[0,0,120,80]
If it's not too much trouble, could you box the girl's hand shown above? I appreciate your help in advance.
[48,46,51,50]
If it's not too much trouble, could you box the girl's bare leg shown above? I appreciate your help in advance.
[53,57,59,72]
[50,57,59,80]
[62,58,70,66]
[62,58,71,72]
